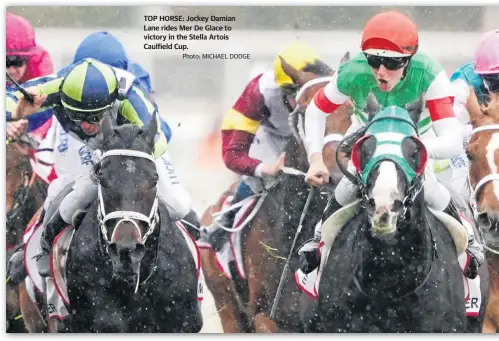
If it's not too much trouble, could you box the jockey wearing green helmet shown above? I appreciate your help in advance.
[6,58,195,278]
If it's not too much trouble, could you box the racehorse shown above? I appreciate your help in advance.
[6,135,48,333]
[6,135,48,250]
[59,114,202,332]
[304,106,473,332]
[465,89,499,333]
[199,53,353,332]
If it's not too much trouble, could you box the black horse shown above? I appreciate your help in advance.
[304,108,469,332]
[63,114,202,332]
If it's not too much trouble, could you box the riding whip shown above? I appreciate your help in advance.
[270,185,316,319]
[6,71,34,104]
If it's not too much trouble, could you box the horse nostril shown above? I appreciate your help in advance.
[107,243,118,257]
[477,213,491,229]
[130,243,146,262]
[392,200,404,213]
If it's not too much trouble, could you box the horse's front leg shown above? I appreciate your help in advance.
[200,248,246,332]
[245,218,279,333]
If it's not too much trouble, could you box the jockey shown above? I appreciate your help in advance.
[442,29,499,217]
[200,41,333,251]
[6,12,55,140]
[71,31,200,232]
[6,58,195,279]
[451,29,499,143]
[72,31,157,106]
[298,11,484,279]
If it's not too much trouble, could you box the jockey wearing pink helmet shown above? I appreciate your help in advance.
[474,29,499,92]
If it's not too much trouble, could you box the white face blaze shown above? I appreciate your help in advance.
[369,161,404,236]
[486,132,499,206]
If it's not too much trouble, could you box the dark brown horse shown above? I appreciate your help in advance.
[466,89,499,333]
[199,55,353,332]
[6,135,49,333]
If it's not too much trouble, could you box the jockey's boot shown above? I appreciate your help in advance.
[181,209,201,240]
[7,209,46,284]
[6,245,27,285]
[36,211,67,278]
[443,199,484,279]
[298,196,344,274]
[208,209,237,252]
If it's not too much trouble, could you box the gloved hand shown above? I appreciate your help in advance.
[299,249,321,274]
[464,250,480,279]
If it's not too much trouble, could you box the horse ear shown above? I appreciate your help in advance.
[142,111,158,147]
[467,87,487,125]
[279,56,305,87]
[481,92,499,120]
[339,51,350,65]
[101,114,114,138]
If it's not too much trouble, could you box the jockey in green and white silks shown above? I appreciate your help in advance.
[299,10,484,280]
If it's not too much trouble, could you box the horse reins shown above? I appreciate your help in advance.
[466,124,499,255]
[468,124,499,218]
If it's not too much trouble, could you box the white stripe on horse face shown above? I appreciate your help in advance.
[371,161,400,211]
[486,133,499,202]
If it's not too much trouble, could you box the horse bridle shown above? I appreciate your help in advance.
[96,149,160,246]
[467,124,499,221]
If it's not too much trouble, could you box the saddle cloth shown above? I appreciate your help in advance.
[197,196,259,280]
[24,221,204,321]
[294,202,482,317]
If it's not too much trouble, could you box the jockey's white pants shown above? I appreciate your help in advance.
[42,120,191,224]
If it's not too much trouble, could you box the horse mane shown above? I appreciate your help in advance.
[467,88,499,126]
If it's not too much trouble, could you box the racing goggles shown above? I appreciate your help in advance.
[364,53,410,71]
[481,74,499,93]
[65,106,110,124]
[7,56,29,68]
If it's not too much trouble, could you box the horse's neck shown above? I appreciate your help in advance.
[359,199,433,294]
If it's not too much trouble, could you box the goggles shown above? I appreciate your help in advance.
[364,53,410,71]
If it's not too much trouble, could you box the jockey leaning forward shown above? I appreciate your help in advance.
[70,32,200,228]
[6,12,55,140]
[6,58,197,278]
[200,41,333,251]
[298,10,484,280]
[446,29,499,201]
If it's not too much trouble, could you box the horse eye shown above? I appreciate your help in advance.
[365,198,376,213]
[466,151,474,161]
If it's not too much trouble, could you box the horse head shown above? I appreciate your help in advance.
[6,134,46,248]
[466,88,499,249]
[92,113,159,282]
[349,106,427,239]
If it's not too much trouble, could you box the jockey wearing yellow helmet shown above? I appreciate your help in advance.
[6,58,196,278]
[200,41,333,251]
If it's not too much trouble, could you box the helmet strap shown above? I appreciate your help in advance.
[116,77,127,101]
[400,57,413,81]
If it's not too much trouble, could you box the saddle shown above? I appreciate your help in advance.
[295,200,470,301]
